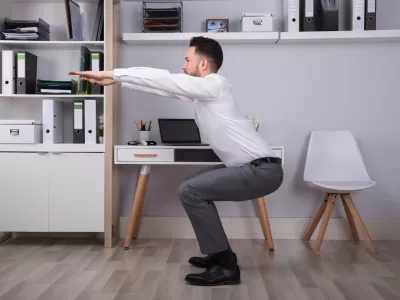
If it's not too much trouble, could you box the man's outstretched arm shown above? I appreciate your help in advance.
[69,67,222,101]
[119,81,192,102]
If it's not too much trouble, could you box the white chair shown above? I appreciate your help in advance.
[303,130,376,254]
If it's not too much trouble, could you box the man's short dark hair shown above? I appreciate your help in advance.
[189,36,223,72]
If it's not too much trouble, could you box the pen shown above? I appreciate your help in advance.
[135,121,140,131]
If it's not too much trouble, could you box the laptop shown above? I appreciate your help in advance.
[158,118,209,146]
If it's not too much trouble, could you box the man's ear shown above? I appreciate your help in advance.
[201,57,208,70]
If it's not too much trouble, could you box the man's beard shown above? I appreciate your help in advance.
[189,65,201,77]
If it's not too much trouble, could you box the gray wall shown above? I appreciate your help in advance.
[119,0,400,219]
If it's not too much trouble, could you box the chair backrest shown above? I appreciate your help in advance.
[304,130,372,182]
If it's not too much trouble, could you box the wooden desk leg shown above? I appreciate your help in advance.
[124,165,151,250]
[256,197,274,251]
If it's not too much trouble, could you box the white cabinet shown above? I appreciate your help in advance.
[48,153,104,232]
[0,152,104,233]
[0,153,49,232]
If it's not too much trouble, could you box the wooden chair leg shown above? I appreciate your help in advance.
[313,194,336,252]
[256,197,274,251]
[124,166,151,250]
[343,194,376,254]
[340,194,359,242]
[304,193,329,241]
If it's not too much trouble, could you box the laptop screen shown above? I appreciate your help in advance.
[158,119,201,143]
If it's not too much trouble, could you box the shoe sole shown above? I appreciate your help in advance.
[185,279,241,286]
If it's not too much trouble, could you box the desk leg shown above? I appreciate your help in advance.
[124,165,151,250]
[256,197,274,251]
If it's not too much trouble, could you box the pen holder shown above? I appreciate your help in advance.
[139,130,150,141]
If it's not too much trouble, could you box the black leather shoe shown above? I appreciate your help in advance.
[185,265,241,286]
[188,252,237,268]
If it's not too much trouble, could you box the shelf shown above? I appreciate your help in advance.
[0,144,105,153]
[0,40,104,50]
[279,29,400,44]
[0,94,105,101]
[122,30,400,45]
[122,32,280,44]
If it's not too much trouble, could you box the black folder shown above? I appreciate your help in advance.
[16,51,37,94]
[365,0,376,30]
[301,0,317,31]
[316,0,339,31]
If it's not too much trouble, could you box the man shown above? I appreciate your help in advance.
[69,36,283,286]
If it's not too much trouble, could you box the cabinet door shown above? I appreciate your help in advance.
[48,153,104,232]
[0,152,49,232]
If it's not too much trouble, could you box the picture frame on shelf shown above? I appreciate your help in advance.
[206,19,229,33]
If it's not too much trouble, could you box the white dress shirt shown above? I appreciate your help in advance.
[113,67,276,167]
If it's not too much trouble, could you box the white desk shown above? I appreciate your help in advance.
[114,145,284,250]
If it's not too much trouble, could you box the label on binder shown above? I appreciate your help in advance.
[17,53,25,78]
[305,0,314,17]
[74,102,83,129]
[92,53,100,71]
[368,1,376,13]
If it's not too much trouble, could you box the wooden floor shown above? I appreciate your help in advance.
[0,238,400,300]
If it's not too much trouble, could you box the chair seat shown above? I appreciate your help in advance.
[306,180,376,193]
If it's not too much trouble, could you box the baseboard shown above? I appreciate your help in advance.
[119,216,400,240]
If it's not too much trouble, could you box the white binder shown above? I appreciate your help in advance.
[84,99,97,144]
[1,50,15,95]
[351,0,365,30]
[42,99,64,144]
[284,0,300,32]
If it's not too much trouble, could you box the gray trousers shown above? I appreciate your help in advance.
[178,160,284,254]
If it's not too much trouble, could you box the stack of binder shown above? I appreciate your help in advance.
[36,79,77,94]
[1,17,50,41]
[288,0,377,32]
[42,99,99,144]
[76,46,104,95]
[1,50,38,95]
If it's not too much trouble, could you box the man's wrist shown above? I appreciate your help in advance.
[103,70,114,80]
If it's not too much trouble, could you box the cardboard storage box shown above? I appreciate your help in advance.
[241,13,275,32]
[0,120,42,144]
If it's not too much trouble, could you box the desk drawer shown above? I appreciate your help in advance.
[116,148,174,162]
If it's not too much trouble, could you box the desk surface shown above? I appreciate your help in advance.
[114,145,284,165]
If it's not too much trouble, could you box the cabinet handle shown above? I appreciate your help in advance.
[134,154,157,157]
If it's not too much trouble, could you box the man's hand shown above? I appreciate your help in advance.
[69,70,104,80]
[81,77,120,87]
[68,70,119,86]
[69,70,114,80]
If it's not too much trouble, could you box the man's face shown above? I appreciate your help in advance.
[182,47,201,77]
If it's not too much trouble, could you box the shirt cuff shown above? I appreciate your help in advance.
[113,68,124,81]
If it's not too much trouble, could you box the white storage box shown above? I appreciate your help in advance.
[241,13,275,32]
[0,120,42,144]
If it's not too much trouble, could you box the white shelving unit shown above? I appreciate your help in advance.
[0,40,105,50]
[122,29,400,45]
[0,0,121,248]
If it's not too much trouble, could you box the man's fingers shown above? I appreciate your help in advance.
[68,71,83,75]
